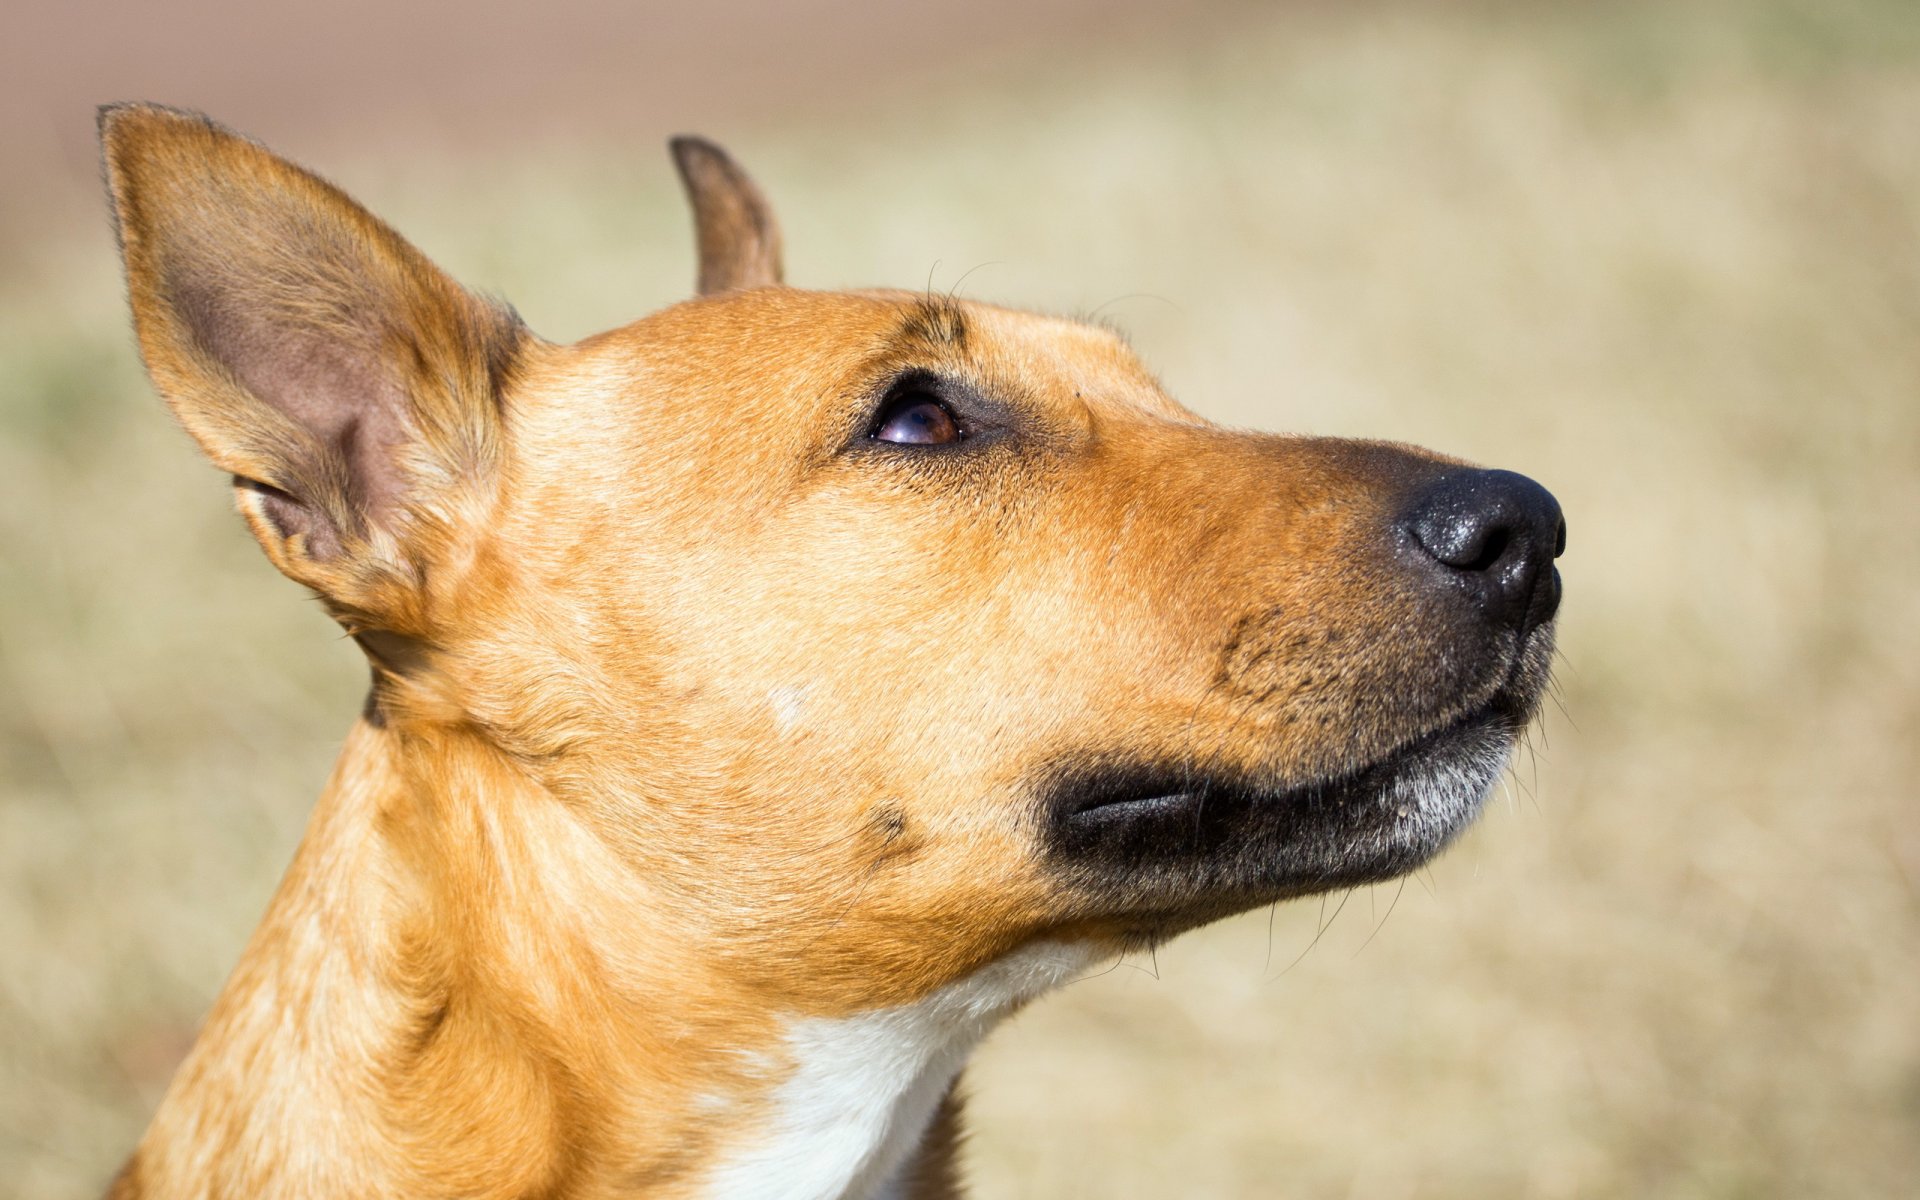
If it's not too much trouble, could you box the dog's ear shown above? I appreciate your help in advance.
[99,104,523,634]
[670,136,784,295]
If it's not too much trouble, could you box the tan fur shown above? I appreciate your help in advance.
[672,134,784,295]
[99,104,1554,1198]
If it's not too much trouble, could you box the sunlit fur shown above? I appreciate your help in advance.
[99,104,1553,1198]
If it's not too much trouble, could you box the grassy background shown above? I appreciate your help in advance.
[4,0,1918,1195]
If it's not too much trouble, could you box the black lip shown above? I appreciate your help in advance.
[1054,694,1512,827]
[1036,684,1537,928]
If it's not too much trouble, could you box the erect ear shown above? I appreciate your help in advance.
[669,135,784,296]
[99,103,524,635]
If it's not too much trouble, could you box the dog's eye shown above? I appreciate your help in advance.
[871,392,962,446]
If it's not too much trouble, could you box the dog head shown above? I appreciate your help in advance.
[102,106,1561,1014]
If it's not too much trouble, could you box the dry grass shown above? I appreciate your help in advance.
[4,1,1917,1195]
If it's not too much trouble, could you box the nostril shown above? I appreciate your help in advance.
[1473,527,1509,572]
[1400,467,1564,633]
[1450,524,1509,573]
[1406,497,1513,573]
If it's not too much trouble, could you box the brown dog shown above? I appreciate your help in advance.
[98,104,1563,1199]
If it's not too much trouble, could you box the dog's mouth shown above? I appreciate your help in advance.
[1037,671,1544,934]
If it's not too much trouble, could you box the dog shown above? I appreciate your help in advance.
[97,103,1563,1199]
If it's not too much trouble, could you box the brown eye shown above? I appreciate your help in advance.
[871,392,962,445]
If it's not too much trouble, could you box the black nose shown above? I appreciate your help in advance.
[1400,468,1565,634]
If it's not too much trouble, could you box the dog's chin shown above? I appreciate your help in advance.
[1038,685,1538,939]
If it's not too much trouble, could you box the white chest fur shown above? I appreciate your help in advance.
[703,942,1097,1200]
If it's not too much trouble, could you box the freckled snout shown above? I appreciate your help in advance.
[1399,468,1566,637]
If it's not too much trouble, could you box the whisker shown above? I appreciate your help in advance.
[1262,901,1281,974]
[1085,291,1178,325]
[1353,876,1409,957]
[1273,886,1355,979]
[944,261,1001,302]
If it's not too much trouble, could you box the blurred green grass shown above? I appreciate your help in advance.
[4,1,1918,1196]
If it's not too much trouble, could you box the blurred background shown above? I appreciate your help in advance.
[3,0,1917,1195]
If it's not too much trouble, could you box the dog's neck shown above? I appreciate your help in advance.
[126,718,1083,1200]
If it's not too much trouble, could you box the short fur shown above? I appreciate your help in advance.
[99,104,1558,1198]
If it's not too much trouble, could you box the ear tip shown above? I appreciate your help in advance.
[97,103,238,183]
[668,133,718,156]
[98,101,205,144]
[97,100,151,129]
[669,134,720,172]
[98,102,148,158]
[671,134,751,181]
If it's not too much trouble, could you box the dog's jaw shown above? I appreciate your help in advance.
[702,942,1099,1200]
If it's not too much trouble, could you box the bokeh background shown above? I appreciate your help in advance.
[3,0,1917,1196]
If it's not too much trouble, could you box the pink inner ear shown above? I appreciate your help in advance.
[167,252,411,555]
[236,475,342,560]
